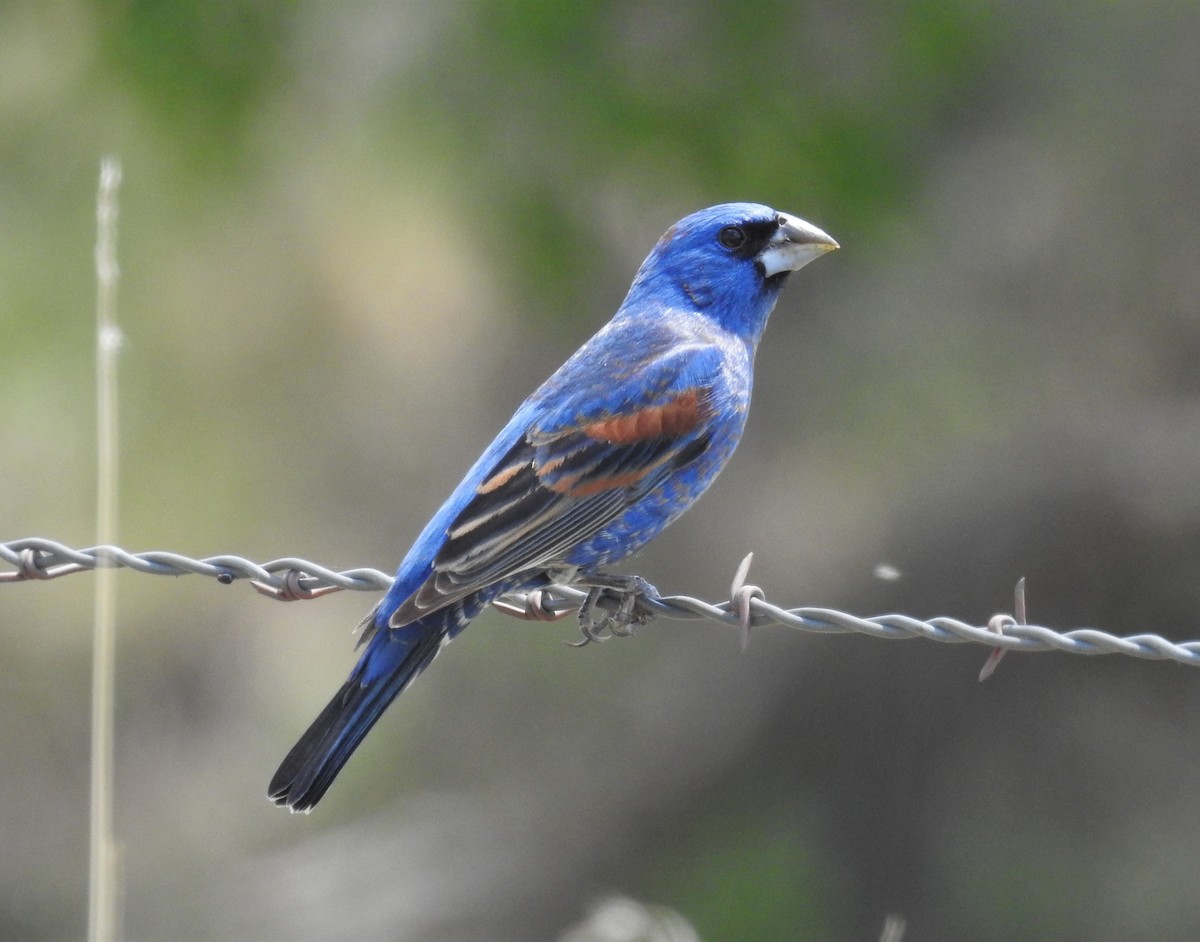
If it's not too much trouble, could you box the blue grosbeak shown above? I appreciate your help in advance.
[270,202,837,811]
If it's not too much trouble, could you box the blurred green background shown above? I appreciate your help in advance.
[3,2,1200,940]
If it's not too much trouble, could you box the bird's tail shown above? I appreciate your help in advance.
[268,610,456,813]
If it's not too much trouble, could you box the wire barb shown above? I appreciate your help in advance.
[3,537,1199,668]
[13,547,53,580]
[250,569,347,602]
[980,577,1025,681]
[729,551,765,651]
[492,587,575,622]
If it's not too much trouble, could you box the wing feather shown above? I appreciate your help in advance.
[388,341,729,629]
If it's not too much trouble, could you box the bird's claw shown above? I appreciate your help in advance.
[568,574,661,647]
[568,591,614,647]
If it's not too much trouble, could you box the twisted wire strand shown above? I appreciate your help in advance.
[3,537,1198,667]
[0,537,392,593]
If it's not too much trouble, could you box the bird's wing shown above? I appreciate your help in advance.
[387,342,725,628]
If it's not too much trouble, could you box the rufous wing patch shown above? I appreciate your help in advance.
[582,389,702,444]
[539,389,708,498]
[552,466,657,498]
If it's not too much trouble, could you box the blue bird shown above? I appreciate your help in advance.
[269,202,837,811]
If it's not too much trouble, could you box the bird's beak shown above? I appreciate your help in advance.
[758,213,839,278]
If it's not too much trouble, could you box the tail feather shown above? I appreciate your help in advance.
[269,584,514,812]
[268,627,444,812]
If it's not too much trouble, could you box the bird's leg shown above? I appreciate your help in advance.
[568,587,614,647]
[568,572,662,645]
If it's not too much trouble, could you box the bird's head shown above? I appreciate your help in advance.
[624,202,838,343]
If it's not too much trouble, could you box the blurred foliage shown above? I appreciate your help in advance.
[96,0,291,174]
[656,808,834,941]
[5,2,1198,941]
[89,0,1006,317]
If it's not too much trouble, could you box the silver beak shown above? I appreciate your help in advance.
[759,213,839,277]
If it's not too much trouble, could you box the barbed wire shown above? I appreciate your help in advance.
[0,536,393,596]
[3,536,1199,669]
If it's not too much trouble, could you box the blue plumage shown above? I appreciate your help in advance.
[269,202,837,811]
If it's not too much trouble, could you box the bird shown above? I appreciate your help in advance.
[268,202,838,811]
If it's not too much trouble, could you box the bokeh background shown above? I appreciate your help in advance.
[3,2,1200,940]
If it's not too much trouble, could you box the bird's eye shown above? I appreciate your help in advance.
[718,225,747,250]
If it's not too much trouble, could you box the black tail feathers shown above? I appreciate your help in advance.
[268,629,443,812]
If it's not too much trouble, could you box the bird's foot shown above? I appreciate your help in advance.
[568,573,662,647]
